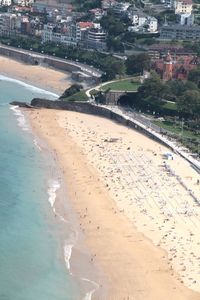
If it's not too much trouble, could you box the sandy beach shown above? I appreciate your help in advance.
[0,55,70,95]
[28,108,200,300]
[3,54,200,298]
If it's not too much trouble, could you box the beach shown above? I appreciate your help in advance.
[2,54,200,299]
[28,108,200,300]
[0,55,70,95]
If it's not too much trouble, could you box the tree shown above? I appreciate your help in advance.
[138,72,167,105]
[188,68,200,88]
[107,36,124,52]
[166,80,198,101]
[125,53,151,75]
[102,59,126,81]
[59,84,83,99]
[177,90,200,118]
[95,91,106,104]
[100,13,125,36]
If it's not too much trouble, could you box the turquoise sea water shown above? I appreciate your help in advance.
[0,76,82,299]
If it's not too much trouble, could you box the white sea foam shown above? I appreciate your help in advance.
[47,179,60,208]
[0,75,58,98]
[10,105,30,131]
[64,243,73,272]
[57,213,67,223]
[83,289,95,300]
[81,277,99,300]
[33,138,42,151]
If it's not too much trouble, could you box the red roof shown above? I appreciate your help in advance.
[154,55,198,80]
[78,22,94,29]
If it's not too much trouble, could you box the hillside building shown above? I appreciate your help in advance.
[154,52,198,80]
[174,0,193,15]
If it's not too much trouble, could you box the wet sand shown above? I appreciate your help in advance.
[28,108,200,300]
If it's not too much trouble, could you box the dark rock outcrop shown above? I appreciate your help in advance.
[10,101,34,108]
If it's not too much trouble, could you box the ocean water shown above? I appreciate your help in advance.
[0,76,83,300]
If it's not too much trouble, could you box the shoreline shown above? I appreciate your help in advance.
[23,109,102,299]
[28,108,200,299]
[0,55,71,95]
[1,56,103,299]
[4,55,200,298]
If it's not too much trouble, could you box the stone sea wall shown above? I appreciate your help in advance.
[29,98,164,143]
[10,98,200,173]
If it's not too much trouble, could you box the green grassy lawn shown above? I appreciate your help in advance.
[101,79,141,92]
[154,120,200,138]
[62,91,88,102]
[162,102,177,111]
[154,119,200,153]
[154,120,200,154]
[89,89,99,96]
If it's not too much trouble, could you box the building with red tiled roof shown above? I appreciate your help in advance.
[154,53,199,81]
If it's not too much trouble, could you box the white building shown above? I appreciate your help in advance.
[13,0,34,6]
[174,0,193,14]
[101,0,116,9]
[0,13,19,35]
[128,15,158,33]
[138,14,147,26]
[41,24,77,46]
[87,27,106,49]
[75,21,95,41]
[148,17,158,32]
[178,13,194,25]
[0,0,12,6]
[128,9,148,26]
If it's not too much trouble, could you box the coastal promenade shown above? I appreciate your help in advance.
[108,105,200,172]
[0,44,103,80]
[87,101,200,174]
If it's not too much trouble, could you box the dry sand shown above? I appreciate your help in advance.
[0,55,70,94]
[28,108,200,300]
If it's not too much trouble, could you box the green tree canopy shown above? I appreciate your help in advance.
[59,84,83,99]
[138,72,167,105]
[125,53,151,75]
[177,90,200,118]
[166,80,198,101]
[188,68,200,88]
[107,36,124,52]
[100,13,125,36]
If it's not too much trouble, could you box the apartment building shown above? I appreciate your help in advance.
[174,0,193,14]
[87,27,106,49]
[161,24,200,40]
[0,0,12,6]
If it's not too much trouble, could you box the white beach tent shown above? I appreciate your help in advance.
[163,152,174,160]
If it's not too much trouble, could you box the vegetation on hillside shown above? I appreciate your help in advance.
[59,84,83,99]
[118,72,200,153]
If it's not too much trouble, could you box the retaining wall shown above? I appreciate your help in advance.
[30,98,166,144]
[11,98,200,172]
